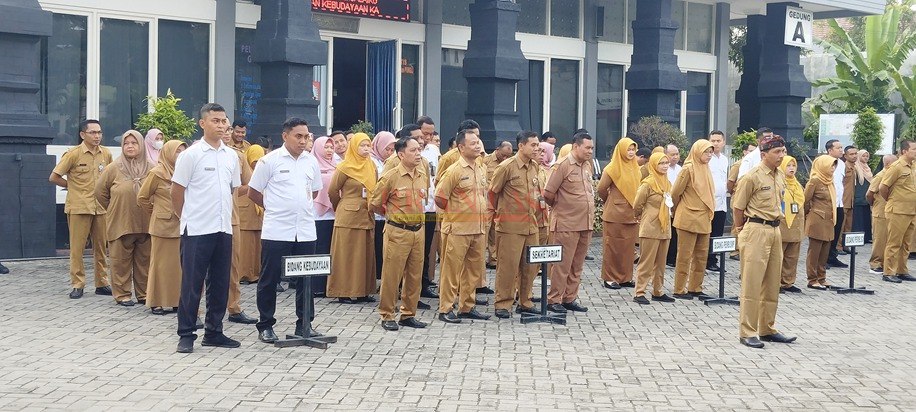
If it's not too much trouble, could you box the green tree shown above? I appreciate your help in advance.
[627,116,689,154]
[851,106,883,168]
[730,130,757,160]
[134,89,197,142]
[824,1,916,49]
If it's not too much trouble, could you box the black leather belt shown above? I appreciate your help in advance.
[387,220,423,232]
[746,217,780,227]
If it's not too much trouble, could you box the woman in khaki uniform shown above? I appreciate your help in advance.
[327,133,377,303]
[778,156,805,293]
[597,137,640,289]
[804,155,838,290]
[237,145,265,284]
[95,130,154,306]
[632,152,675,304]
[670,139,715,299]
[138,140,187,314]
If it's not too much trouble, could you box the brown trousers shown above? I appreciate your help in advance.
[67,213,109,289]
[673,229,710,294]
[806,238,831,286]
[239,229,261,282]
[738,223,782,338]
[838,207,853,249]
[869,216,887,269]
[378,225,425,321]
[884,212,916,275]
[486,218,498,265]
[437,233,485,313]
[780,241,801,288]
[108,233,150,302]
[147,236,181,308]
[601,222,637,283]
[494,232,539,310]
[634,237,669,297]
[227,224,243,314]
[548,230,592,304]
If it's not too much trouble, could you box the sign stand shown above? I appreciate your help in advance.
[520,244,566,325]
[275,255,338,349]
[703,236,740,306]
[831,232,874,295]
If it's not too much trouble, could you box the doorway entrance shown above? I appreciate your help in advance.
[331,38,367,132]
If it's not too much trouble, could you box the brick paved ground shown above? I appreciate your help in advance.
[0,239,914,411]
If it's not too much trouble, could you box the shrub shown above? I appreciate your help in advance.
[627,116,689,154]
[134,89,197,142]
[730,129,757,160]
[851,106,883,168]
[349,120,374,135]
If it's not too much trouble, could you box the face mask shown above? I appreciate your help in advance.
[152,141,164,150]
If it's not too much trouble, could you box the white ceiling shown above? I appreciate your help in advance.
[679,0,887,22]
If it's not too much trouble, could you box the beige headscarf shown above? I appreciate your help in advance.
[854,150,873,185]
[118,130,155,191]
[681,139,715,213]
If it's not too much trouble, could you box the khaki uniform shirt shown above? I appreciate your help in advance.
[732,163,784,223]
[138,173,180,238]
[544,154,595,232]
[488,155,541,235]
[597,173,636,224]
[230,140,251,152]
[535,167,548,228]
[435,148,461,186]
[382,152,431,180]
[231,150,253,226]
[842,160,855,208]
[53,142,113,215]
[329,171,376,230]
[95,165,150,240]
[779,185,805,243]
[671,164,713,233]
[803,179,835,241]
[436,156,487,235]
[633,183,670,239]
[484,152,503,182]
[868,170,887,219]
[883,158,916,215]
[371,163,429,225]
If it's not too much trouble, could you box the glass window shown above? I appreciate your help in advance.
[99,18,148,146]
[41,13,87,145]
[401,44,420,127]
[518,60,545,133]
[597,0,626,43]
[686,2,714,53]
[409,0,421,22]
[518,0,547,35]
[685,72,710,141]
[596,64,624,161]
[548,59,579,142]
[440,49,467,139]
[234,28,260,135]
[158,20,210,131]
[550,0,580,38]
[672,0,685,50]
[314,59,328,133]
[626,0,636,44]
[442,0,473,26]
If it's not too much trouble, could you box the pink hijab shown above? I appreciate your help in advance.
[144,129,163,163]
[370,131,396,163]
[539,142,555,167]
[313,136,338,216]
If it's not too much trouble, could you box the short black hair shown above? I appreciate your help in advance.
[575,128,589,135]
[540,131,555,141]
[457,119,480,134]
[517,130,538,147]
[329,130,346,139]
[199,103,226,119]
[282,117,308,133]
[756,127,773,140]
[572,132,592,146]
[636,147,651,158]
[232,120,247,129]
[900,138,916,152]
[825,139,840,152]
[394,136,415,154]
[456,129,477,146]
[397,123,421,139]
[416,116,435,127]
[709,130,725,138]
[741,142,755,151]
[433,131,439,136]
[448,137,456,148]
[844,145,857,153]
[255,135,272,150]
[79,119,100,133]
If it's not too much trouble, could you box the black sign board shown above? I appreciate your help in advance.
[312,0,410,22]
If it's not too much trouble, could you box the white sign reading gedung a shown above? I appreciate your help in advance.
[785,7,813,49]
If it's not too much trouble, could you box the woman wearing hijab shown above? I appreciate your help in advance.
[370,131,396,280]
[95,130,154,306]
[805,155,839,290]
[670,139,715,300]
[632,152,676,304]
[851,150,873,243]
[597,138,640,289]
[538,142,555,170]
[327,133,378,303]
[138,140,187,314]
[313,136,337,296]
[144,129,164,164]
[237,145,266,285]
[778,156,805,293]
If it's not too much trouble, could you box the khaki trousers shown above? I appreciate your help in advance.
[806,238,831,286]
[548,230,591,304]
[673,229,710,294]
[494,232,539,310]
[108,233,150,302]
[634,237,669,297]
[147,236,181,308]
[67,213,109,289]
[601,222,637,283]
[884,212,916,275]
[437,233,485,313]
[869,216,887,269]
[227,224,242,314]
[780,241,800,288]
[737,223,782,338]
[239,229,261,282]
[378,225,425,321]
[838,207,853,249]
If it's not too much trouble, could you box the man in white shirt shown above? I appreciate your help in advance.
[665,144,682,267]
[330,130,347,162]
[414,119,443,300]
[737,128,774,179]
[171,103,242,354]
[825,139,849,268]
[248,118,323,343]
[707,131,729,271]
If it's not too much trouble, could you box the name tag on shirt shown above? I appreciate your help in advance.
[460,176,470,181]
[279,169,290,174]
[204,167,216,171]
[362,188,367,198]
[761,186,771,190]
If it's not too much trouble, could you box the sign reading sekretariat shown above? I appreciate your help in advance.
[312,0,410,22]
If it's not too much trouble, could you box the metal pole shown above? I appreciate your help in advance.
[540,262,548,315]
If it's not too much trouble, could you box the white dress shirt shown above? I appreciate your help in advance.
[709,151,729,212]
[833,159,845,208]
[171,139,240,236]
[667,163,682,185]
[248,145,323,242]
[372,157,386,221]
[737,147,761,179]
[420,145,440,213]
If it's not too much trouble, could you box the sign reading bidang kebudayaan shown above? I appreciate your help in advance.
[312,0,410,22]
[784,7,813,49]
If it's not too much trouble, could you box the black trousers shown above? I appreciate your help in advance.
[829,206,843,258]
[707,211,727,265]
[177,232,232,339]
[421,212,436,287]
[256,239,315,332]
[374,220,385,279]
[314,220,334,294]
[667,228,679,265]
[852,205,872,243]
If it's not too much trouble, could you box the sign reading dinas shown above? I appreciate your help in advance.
[312,0,410,22]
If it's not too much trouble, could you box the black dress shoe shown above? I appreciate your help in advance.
[826,258,848,268]
[515,305,538,315]
[151,307,167,315]
[338,297,359,304]
[546,303,567,313]
[584,255,595,261]
[760,332,797,343]
[883,275,903,283]
[69,288,84,299]
[910,253,916,261]
[672,293,694,300]
[781,286,802,293]
[897,274,916,281]
[117,300,135,307]
[562,300,588,312]
[227,311,258,324]
[398,317,428,328]
[259,328,279,343]
[176,337,194,353]
[476,286,495,294]
[633,296,650,305]
[294,326,321,338]
[729,254,740,261]
[619,281,635,288]
[0,262,8,274]
[688,291,710,298]
[438,311,462,324]
[531,296,541,303]
[706,263,721,272]
[651,294,676,302]
[485,263,497,270]
[495,309,511,318]
[739,336,765,348]
[195,317,204,329]
[475,297,488,305]
[357,296,377,303]
[201,334,241,348]
[416,300,431,310]
[457,308,491,320]
[836,249,848,256]
[420,287,439,298]
[380,320,399,331]
[276,283,285,292]
[95,286,112,295]
[603,281,621,290]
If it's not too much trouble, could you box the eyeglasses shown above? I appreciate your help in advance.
[82,131,103,136]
